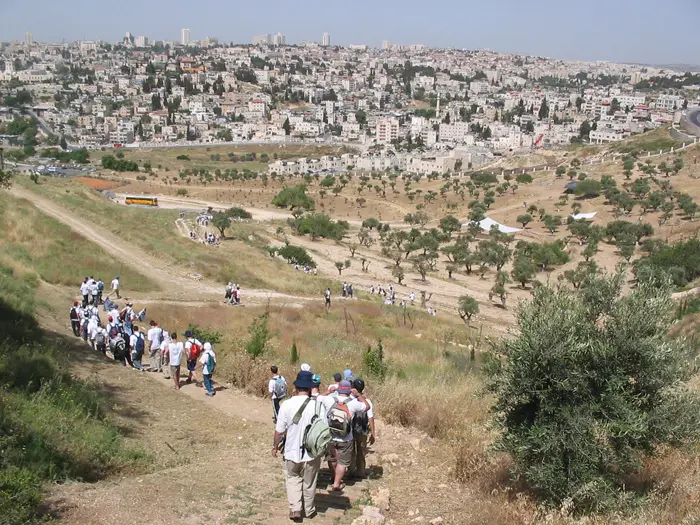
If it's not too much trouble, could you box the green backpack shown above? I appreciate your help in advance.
[292,398,332,459]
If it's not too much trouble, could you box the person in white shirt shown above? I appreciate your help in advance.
[87,315,99,346]
[199,342,216,396]
[111,276,120,299]
[268,366,288,423]
[159,330,171,379]
[146,320,164,372]
[349,378,376,479]
[184,330,203,386]
[88,277,98,304]
[167,332,185,389]
[129,326,145,371]
[273,371,327,521]
[93,325,108,355]
[80,278,90,307]
[322,381,369,492]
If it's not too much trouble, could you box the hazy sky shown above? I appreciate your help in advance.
[1,0,698,65]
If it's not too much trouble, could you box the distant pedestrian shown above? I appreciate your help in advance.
[130,326,146,371]
[111,276,121,299]
[184,330,203,386]
[80,277,89,307]
[324,288,331,312]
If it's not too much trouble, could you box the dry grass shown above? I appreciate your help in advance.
[0,192,157,292]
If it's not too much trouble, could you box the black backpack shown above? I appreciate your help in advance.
[352,410,370,436]
[70,307,79,320]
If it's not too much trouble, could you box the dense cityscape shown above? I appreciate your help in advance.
[1,30,699,174]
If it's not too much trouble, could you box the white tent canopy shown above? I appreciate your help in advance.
[570,212,597,220]
[477,217,521,233]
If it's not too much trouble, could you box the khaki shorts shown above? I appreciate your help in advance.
[170,365,181,376]
[331,441,353,468]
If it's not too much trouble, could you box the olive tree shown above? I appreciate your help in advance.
[485,272,700,513]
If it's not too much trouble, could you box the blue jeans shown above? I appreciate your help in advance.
[203,374,214,395]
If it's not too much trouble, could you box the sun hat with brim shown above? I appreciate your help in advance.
[337,380,352,395]
[294,370,316,389]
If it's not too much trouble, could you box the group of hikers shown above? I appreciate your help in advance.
[69,279,218,396]
[224,282,242,305]
[270,365,376,522]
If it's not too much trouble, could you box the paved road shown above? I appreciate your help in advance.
[688,107,700,128]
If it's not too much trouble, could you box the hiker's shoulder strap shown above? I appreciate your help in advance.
[292,397,311,425]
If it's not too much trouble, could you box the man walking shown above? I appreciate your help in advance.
[350,378,376,479]
[268,366,288,423]
[199,342,217,396]
[325,381,369,492]
[80,277,90,307]
[168,332,184,389]
[324,288,331,313]
[129,326,146,371]
[184,330,203,386]
[147,320,164,372]
[111,276,120,299]
[273,371,325,522]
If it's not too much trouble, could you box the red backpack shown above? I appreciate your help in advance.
[189,340,202,360]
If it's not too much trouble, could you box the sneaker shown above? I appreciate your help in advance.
[289,511,302,522]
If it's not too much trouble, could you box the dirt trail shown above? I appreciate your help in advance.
[11,187,310,306]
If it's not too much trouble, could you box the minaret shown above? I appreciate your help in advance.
[436,92,441,118]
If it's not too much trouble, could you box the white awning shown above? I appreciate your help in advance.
[570,212,597,220]
[477,217,521,233]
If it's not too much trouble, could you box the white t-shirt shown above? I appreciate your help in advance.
[268,375,288,399]
[276,395,328,463]
[111,278,119,290]
[147,326,163,350]
[185,338,202,360]
[169,342,185,366]
[80,282,89,295]
[318,394,367,443]
[87,319,99,340]
[199,348,216,375]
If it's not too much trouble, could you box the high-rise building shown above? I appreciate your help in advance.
[134,36,149,47]
[252,34,272,45]
[274,32,286,46]
[181,28,191,46]
[381,40,391,50]
[24,32,32,47]
[322,32,331,47]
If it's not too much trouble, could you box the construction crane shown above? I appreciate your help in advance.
[533,134,544,149]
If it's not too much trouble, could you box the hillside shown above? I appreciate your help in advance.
[3,129,700,524]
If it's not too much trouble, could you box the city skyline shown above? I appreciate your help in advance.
[0,0,699,66]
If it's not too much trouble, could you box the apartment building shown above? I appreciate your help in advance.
[376,117,400,144]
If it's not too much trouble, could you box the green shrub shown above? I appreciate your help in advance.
[246,312,270,360]
[186,323,223,344]
[485,271,700,513]
[363,339,388,380]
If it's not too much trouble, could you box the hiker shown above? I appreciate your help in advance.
[409,292,415,305]
[70,301,81,337]
[324,288,331,312]
[92,320,108,356]
[328,373,342,394]
[342,282,347,298]
[323,380,370,492]
[130,325,146,371]
[200,342,217,397]
[80,277,89,307]
[168,332,185,389]
[88,276,98,304]
[347,284,353,299]
[111,276,120,299]
[147,320,164,372]
[87,315,99,350]
[96,279,105,305]
[184,330,203,386]
[160,330,171,379]
[224,282,233,303]
[121,302,135,335]
[273,370,328,522]
[349,378,376,479]
[269,366,288,423]
[235,285,241,305]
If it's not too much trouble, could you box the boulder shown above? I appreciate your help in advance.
[351,506,386,525]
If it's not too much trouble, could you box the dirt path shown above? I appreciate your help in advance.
[11,187,311,306]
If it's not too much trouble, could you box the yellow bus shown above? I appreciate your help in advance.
[125,196,159,206]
